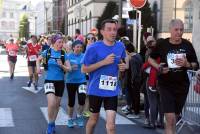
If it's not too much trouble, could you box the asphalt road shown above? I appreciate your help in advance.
[0,53,163,134]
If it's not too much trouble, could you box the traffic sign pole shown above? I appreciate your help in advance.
[129,0,146,53]
[137,10,141,53]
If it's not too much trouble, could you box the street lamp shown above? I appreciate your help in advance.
[35,16,37,35]
[174,0,177,19]
[44,0,52,34]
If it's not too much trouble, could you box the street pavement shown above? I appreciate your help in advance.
[0,52,163,134]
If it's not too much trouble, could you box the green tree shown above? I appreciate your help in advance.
[19,14,29,39]
[152,1,158,36]
[60,18,65,34]
[96,1,118,39]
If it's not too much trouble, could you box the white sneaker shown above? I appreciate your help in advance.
[126,114,140,119]
[121,105,131,114]
[121,105,128,111]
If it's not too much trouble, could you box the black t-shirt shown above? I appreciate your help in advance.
[150,38,198,87]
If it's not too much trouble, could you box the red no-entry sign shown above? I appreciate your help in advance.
[129,0,147,9]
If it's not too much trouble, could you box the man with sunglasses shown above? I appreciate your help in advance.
[82,19,126,134]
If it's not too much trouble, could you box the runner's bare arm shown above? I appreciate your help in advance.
[148,57,169,74]
[59,60,72,72]
[36,55,43,74]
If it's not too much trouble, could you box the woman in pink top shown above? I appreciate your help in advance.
[6,38,19,79]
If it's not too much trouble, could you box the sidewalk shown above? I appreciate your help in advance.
[117,96,164,134]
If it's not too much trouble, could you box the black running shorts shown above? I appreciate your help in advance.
[8,56,17,63]
[88,95,118,113]
[158,84,189,114]
[28,61,36,67]
[44,80,65,97]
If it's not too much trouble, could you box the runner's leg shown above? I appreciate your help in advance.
[105,110,116,134]
[86,113,99,134]
[47,93,57,123]
[165,113,176,134]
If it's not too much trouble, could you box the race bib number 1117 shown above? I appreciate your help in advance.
[99,75,117,91]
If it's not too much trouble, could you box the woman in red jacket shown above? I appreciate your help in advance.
[142,36,164,129]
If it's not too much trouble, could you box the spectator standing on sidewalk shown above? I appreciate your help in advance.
[125,41,143,119]
[82,19,126,134]
[142,36,164,129]
[148,19,199,134]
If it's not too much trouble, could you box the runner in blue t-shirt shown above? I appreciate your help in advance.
[65,40,87,128]
[82,19,126,134]
[36,34,71,134]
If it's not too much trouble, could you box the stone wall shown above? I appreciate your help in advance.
[192,0,200,62]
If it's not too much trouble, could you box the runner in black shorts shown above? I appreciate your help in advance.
[82,19,126,134]
[148,19,199,134]
[5,38,19,79]
[36,34,71,134]
[26,35,41,89]
[65,40,87,128]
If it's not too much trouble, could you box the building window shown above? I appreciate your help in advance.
[1,21,7,29]
[184,1,193,32]
[9,21,15,29]
[2,12,6,18]
[10,12,14,18]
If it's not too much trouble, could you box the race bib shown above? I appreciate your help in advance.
[167,53,185,68]
[29,55,37,61]
[9,51,16,56]
[78,84,87,94]
[44,83,55,94]
[99,75,117,91]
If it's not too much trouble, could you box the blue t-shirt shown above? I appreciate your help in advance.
[42,48,68,81]
[82,41,126,97]
[66,52,86,83]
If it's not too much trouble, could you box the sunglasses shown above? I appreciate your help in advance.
[87,37,95,40]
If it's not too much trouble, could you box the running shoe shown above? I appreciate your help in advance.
[121,105,131,114]
[27,81,32,87]
[144,118,150,125]
[126,113,140,119]
[75,116,84,127]
[34,83,38,90]
[121,105,129,111]
[143,123,156,129]
[67,119,75,128]
[52,122,56,133]
[46,123,55,134]
[10,73,14,80]
[83,111,91,118]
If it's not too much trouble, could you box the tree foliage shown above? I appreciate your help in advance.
[139,1,154,34]
[19,14,29,39]
[96,1,118,39]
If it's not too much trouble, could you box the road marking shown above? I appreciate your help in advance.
[0,108,14,127]
[22,86,43,94]
[100,108,135,125]
[40,107,69,125]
